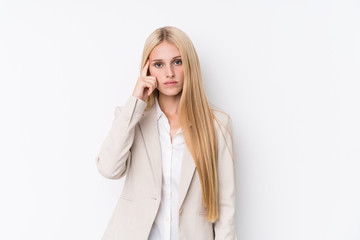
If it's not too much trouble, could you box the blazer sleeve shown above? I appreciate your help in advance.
[95,95,147,179]
[213,114,238,240]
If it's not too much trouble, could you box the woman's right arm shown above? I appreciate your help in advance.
[95,96,147,179]
[95,59,157,179]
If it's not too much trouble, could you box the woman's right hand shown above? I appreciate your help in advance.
[132,59,158,101]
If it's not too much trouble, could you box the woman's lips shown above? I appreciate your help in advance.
[164,81,177,85]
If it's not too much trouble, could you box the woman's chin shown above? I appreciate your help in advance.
[158,89,183,97]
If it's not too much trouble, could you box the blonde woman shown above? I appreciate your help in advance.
[96,26,237,240]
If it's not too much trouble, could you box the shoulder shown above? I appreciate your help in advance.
[209,103,233,132]
[209,103,234,155]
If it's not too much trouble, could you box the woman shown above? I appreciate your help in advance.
[96,26,237,240]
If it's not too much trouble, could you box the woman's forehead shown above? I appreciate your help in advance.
[150,41,181,60]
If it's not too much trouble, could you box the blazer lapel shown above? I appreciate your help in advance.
[139,105,162,197]
[138,103,196,210]
[178,146,196,210]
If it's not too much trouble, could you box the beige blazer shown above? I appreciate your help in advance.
[96,96,237,240]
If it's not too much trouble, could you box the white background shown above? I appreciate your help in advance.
[1,0,359,239]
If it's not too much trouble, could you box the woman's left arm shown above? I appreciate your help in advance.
[213,113,237,240]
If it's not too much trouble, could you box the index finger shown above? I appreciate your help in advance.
[141,59,150,77]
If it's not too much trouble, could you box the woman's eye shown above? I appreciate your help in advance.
[174,59,182,65]
[154,63,163,68]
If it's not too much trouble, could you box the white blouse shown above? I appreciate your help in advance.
[148,97,185,240]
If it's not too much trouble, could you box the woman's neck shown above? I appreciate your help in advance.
[158,93,181,117]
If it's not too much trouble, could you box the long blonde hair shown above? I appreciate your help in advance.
[140,26,220,222]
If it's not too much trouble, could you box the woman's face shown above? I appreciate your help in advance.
[149,40,184,97]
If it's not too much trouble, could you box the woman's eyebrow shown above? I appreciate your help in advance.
[151,56,182,62]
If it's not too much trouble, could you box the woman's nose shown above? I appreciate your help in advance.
[166,66,175,78]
